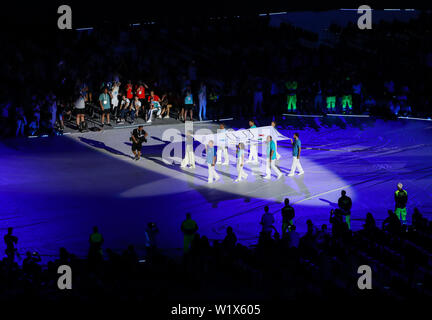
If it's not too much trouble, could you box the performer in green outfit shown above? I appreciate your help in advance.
[181,213,198,253]
[325,82,336,113]
[281,198,295,235]
[341,77,353,113]
[395,182,408,225]
[338,190,352,229]
[285,80,298,112]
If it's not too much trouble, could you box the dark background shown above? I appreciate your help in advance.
[1,1,427,29]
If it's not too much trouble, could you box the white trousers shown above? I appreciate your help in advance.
[248,144,259,162]
[112,99,119,108]
[181,145,195,167]
[148,108,161,120]
[207,163,220,183]
[217,147,229,164]
[290,156,304,174]
[266,159,282,177]
[274,140,281,159]
[236,161,248,180]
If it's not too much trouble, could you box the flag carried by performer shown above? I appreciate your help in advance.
[193,126,289,147]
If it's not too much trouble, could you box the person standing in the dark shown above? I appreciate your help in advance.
[4,227,18,263]
[281,198,295,235]
[382,210,401,234]
[181,213,198,253]
[99,86,112,127]
[131,125,147,160]
[329,209,346,237]
[260,206,275,236]
[144,222,159,258]
[395,182,408,225]
[222,226,237,250]
[89,226,104,263]
[338,190,352,229]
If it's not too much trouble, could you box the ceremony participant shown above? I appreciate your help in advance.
[4,227,18,263]
[208,88,219,121]
[263,135,283,180]
[288,132,304,176]
[286,79,297,112]
[394,182,408,225]
[260,206,275,236]
[74,93,86,132]
[130,125,147,160]
[147,91,161,123]
[216,123,229,165]
[206,140,220,184]
[125,80,134,100]
[247,120,259,164]
[338,190,352,229]
[182,89,195,122]
[118,94,130,123]
[88,226,104,264]
[15,106,27,136]
[326,82,336,113]
[111,81,120,120]
[130,96,142,123]
[180,130,196,169]
[341,77,353,114]
[160,93,172,119]
[181,213,198,253]
[47,92,57,130]
[271,121,281,160]
[99,87,112,127]
[198,82,207,121]
[136,82,148,105]
[281,198,295,235]
[234,143,248,182]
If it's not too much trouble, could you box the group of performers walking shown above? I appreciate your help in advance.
[180,120,305,184]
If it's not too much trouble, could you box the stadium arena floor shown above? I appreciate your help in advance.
[1,115,431,260]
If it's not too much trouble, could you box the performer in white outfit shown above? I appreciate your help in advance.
[206,140,220,184]
[147,91,162,123]
[181,130,196,168]
[147,101,162,122]
[234,143,248,182]
[247,120,259,164]
[216,123,229,165]
[288,132,304,176]
[111,81,120,110]
[264,136,283,180]
[271,121,281,160]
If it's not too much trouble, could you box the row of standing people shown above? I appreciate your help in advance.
[180,120,305,184]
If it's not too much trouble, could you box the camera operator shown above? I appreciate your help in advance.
[131,125,148,160]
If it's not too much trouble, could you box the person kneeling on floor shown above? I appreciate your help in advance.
[130,125,148,160]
